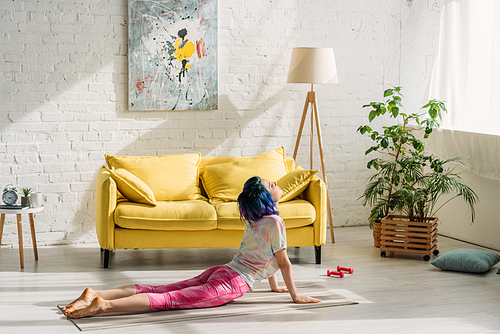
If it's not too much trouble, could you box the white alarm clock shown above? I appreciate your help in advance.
[2,184,18,205]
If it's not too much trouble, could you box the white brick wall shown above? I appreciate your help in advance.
[1,0,410,247]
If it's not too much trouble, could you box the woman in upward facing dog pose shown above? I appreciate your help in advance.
[63,176,321,319]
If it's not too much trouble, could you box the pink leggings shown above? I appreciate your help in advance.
[136,265,250,311]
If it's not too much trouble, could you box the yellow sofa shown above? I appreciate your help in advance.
[95,148,327,268]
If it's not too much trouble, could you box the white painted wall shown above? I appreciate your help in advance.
[7,0,494,250]
[432,170,500,250]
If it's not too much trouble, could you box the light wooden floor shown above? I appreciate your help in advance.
[1,226,499,334]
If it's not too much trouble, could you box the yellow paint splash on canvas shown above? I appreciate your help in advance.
[174,38,195,63]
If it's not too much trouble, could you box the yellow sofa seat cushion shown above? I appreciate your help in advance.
[200,147,288,204]
[108,168,157,206]
[278,169,319,202]
[115,200,217,231]
[215,199,316,230]
[105,153,201,201]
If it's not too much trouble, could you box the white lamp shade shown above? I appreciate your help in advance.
[287,47,339,84]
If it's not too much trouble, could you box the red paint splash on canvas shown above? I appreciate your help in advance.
[196,39,207,59]
[135,74,154,94]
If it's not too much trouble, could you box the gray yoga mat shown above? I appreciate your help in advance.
[59,282,359,331]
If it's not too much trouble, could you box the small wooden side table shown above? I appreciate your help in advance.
[0,206,44,268]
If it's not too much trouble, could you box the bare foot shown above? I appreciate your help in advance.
[67,296,107,319]
[63,287,97,315]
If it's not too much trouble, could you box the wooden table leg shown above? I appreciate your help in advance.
[16,214,24,268]
[0,213,5,246]
[29,213,38,261]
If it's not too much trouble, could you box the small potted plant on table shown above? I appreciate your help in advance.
[357,87,478,260]
[21,187,32,207]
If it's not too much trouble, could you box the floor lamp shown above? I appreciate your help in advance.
[287,47,338,243]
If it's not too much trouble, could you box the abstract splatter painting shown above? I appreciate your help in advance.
[128,0,217,111]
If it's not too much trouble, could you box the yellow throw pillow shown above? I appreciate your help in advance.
[105,153,201,201]
[108,168,157,206]
[278,169,319,202]
[200,147,288,203]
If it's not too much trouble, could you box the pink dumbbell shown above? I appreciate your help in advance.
[337,266,354,274]
[327,270,344,278]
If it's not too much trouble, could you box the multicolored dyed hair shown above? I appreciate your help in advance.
[237,176,279,224]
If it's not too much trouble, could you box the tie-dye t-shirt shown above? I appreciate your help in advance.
[226,215,287,290]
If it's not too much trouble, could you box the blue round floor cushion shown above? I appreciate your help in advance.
[431,248,500,273]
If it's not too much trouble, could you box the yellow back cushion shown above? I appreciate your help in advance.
[105,153,201,201]
[108,168,157,206]
[277,169,319,202]
[200,147,288,203]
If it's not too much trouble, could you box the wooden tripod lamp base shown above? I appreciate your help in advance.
[292,85,335,243]
[287,47,339,244]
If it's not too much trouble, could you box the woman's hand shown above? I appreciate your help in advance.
[272,286,289,293]
[292,295,322,304]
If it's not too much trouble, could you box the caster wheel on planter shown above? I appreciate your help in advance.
[433,249,440,256]
[423,255,431,261]
[381,251,386,258]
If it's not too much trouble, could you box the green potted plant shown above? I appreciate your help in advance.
[357,87,478,255]
[21,187,32,207]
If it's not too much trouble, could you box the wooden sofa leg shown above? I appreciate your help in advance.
[103,249,110,268]
[314,246,321,264]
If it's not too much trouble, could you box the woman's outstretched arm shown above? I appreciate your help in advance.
[268,274,288,292]
[273,249,321,304]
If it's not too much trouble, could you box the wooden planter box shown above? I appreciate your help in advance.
[380,215,439,261]
[372,219,381,248]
